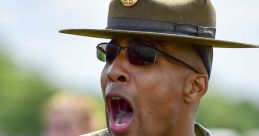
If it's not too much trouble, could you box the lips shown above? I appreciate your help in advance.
[107,96,134,134]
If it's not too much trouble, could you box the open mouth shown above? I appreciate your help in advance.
[107,96,134,133]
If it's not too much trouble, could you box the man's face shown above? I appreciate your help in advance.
[100,38,198,136]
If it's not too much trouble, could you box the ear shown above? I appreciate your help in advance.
[183,73,208,103]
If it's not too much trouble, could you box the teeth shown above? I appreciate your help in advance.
[116,122,125,127]
[111,96,121,100]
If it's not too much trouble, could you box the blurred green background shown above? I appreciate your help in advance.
[0,50,54,135]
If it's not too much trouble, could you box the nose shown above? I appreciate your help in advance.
[105,49,130,83]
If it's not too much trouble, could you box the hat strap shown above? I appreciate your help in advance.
[107,17,216,38]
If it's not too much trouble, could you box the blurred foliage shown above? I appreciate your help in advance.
[197,88,259,134]
[94,95,106,128]
[0,51,55,136]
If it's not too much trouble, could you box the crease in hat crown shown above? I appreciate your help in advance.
[60,0,258,48]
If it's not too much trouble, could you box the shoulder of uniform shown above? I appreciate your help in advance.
[195,123,212,136]
[80,128,110,136]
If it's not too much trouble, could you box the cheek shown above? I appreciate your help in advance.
[139,80,182,108]
[135,64,185,100]
[100,65,108,96]
[135,68,184,115]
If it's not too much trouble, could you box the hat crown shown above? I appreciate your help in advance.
[60,0,257,48]
[109,0,216,27]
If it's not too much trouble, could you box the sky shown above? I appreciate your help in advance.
[0,0,259,100]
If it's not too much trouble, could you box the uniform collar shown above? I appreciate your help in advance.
[81,123,211,136]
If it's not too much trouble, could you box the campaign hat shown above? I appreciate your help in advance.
[60,0,258,48]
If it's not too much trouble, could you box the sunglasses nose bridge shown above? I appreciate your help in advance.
[114,45,121,59]
[111,45,129,64]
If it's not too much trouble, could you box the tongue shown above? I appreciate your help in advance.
[114,111,133,125]
[113,99,133,126]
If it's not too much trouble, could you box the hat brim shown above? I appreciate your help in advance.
[60,29,258,48]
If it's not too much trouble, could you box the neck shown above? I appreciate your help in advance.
[167,121,195,136]
[167,108,196,136]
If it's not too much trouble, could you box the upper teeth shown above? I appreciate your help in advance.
[112,96,121,100]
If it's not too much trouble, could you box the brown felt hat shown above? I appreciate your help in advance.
[60,0,258,48]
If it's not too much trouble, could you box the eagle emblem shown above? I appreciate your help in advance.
[121,0,138,7]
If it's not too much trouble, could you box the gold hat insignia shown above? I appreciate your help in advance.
[121,0,138,7]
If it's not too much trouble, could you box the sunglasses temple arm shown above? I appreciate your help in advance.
[157,51,200,73]
[97,46,106,53]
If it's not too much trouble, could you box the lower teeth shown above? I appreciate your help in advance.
[115,123,124,127]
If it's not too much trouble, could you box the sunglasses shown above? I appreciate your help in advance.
[96,42,199,73]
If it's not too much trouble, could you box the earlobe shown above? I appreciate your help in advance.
[183,74,208,103]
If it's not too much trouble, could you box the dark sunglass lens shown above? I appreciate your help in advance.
[106,43,119,63]
[127,46,156,65]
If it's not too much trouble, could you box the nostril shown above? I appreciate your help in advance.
[118,76,126,82]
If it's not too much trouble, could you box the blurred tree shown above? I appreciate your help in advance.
[197,88,259,134]
[0,51,55,136]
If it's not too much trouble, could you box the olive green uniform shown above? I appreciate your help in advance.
[81,123,211,136]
